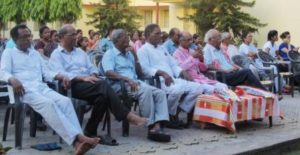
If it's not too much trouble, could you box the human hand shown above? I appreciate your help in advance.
[8,77,25,96]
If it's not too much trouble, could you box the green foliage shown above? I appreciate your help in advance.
[87,0,141,36]
[0,0,82,26]
[49,0,82,24]
[0,0,31,24]
[183,0,266,39]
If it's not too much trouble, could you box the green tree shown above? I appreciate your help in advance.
[0,0,31,24]
[183,0,266,38]
[30,0,52,26]
[87,0,141,36]
[49,0,82,24]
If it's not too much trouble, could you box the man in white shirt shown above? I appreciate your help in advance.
[1,24,99,155]
[263,30,279,59]
[138,24,210,128]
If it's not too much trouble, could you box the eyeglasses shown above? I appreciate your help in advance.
[65,33,77,37]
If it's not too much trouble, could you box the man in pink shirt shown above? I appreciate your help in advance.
[173,31,228,90]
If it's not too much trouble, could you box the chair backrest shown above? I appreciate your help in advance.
[257,49,276,63]
[288,50,300,75]
[88,50,105,68]
[231,55,252,68]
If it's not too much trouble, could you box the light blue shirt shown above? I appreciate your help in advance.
[203,43,234,71]
[5,39,16,49]
[102,47,137,80]
[99,37,114,52]
[48,46,98,80]
[163,39,178,55]
[0,47,57,93]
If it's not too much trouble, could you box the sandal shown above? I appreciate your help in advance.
[98,135,119,146]
[147,129,171,142]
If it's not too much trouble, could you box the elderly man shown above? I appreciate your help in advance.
[1,24,99,155]
[173,31,228,90]
[163,28,180,55]
[138,24,207,129]
[49,25,146,137]
[102,29,170,142]
[203,29,265,90]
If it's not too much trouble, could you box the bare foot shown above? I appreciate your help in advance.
[126,112,147,126]
[74,141,92,155]
[77,135,99,148]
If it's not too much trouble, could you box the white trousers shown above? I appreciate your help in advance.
[21,87,82,145]
[161,78,206,115]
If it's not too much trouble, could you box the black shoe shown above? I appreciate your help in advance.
[36,121,47,131]
[147,129,171,142]
[165,120,184,130]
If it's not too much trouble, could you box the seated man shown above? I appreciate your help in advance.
[1,24,99,155]
[102,29,170,142]
[48,24,146,137]
[163,28,180,55]
[173,31,228,90]
[203,29,266,90]
[138,24,210,128]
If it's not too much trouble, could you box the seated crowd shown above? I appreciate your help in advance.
[0,23,298,155]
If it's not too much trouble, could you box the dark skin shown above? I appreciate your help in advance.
[146,27,192,85]
[105,32,142,92]
[8,28,70,96]
[59,26,99,84]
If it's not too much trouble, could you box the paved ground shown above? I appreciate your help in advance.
[1,91,300,155]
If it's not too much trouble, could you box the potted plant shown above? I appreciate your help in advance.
[0,143,12,155]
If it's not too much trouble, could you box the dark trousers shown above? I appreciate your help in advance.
[224,69,266,90]
[71,80,130,135]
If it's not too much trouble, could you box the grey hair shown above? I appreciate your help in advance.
[58,24,73,37]
[111,29,126,44]
[204,29,218,43]
[179,31,191,41]
[221,32,231,41]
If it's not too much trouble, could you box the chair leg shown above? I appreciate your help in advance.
[269,116,273,128]
[106,110,111,137]
[122,120,129,137]
[11,108,15,125]
[29,109,37,137]
[15,103,26,149]
[3,106,12,141]
[291,76,294,98]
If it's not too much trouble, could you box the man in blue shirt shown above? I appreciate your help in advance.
[49,25,147,138]
[163,28,180,55]
[99,28,115,52]
[102,29,170,142]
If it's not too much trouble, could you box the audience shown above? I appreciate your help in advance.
[163,28,180,55]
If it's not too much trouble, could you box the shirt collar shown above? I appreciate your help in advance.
[58,45,76,54]
[14,46,34,55]
[145,42,159,48]
[178,46,189,53]
[206,43,219,52]
[112,47,129,56]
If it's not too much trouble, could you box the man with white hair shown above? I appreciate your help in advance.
[220,32,239,60]
[102,29,170,142]
[203,29,266,90]
[138,24,208,129]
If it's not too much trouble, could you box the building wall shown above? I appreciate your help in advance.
[242,0,300,48]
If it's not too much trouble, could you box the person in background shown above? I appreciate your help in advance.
[220,32,239,60]
[161,31,169,44]
[77,36,89,52]
[163,28,180,55]
[88,32,100,50]
[35,26,51,58]
[190,34,204,50]
[43,30,59,58]
[279,31,299,61]
[129,30,139,48]
[100,28,115,52]
[133,31,144,52]
[76,29,83,41]
[263,30,279,59]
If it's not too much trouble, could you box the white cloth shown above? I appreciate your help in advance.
[239,43,258,56]
[263,41,279,58]
[138,42,209,114]
[227,44,239,59]
[0,47,82,145]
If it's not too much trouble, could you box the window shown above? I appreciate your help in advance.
[159,10,169,28]
[144,10,153,26]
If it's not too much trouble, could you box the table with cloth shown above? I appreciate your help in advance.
[193,86,282,132]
